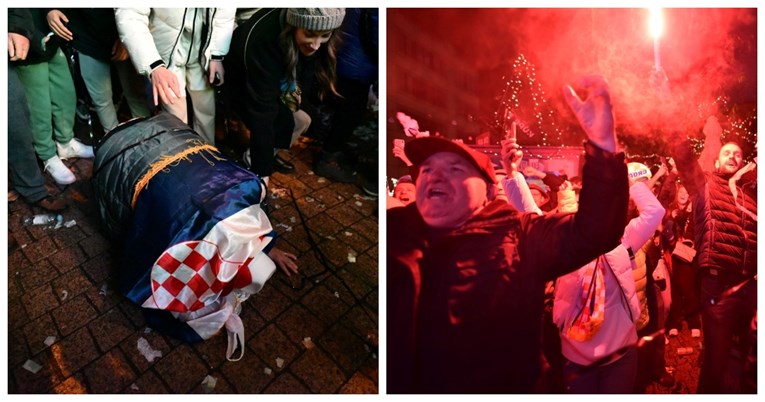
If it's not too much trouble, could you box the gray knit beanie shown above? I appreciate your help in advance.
[286,8,346,31]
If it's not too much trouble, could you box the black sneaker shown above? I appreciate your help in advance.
[314,155,356,183]
[361,176,378,197]
[274,154,295,173]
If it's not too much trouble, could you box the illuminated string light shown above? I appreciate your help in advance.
[493,54,564,146]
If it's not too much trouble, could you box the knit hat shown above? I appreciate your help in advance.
[405,137,497,184]
[286,8,346,31]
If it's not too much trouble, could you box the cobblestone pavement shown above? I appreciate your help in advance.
[7,121,379,394]
[646,324,701,394]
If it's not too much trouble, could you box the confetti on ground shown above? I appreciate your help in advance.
[264,367,273,375]
[302,337,315,349]
[276,357,284,368]
[334,291,340,298]
[23,360,42,374]
[130,384,140,391]
[202,375,217,393]
[63,220,77,228]
[355,201,363,207]
[317,177,327,183]
[348,252,357,263]
[306,197,315,203]
[98,283,113,296]
[275,223,293,232]
[44,336,56,347]
[60,290,68,300]
[289,216,297,223]
[137,337,162,362]
[344,231,353,236]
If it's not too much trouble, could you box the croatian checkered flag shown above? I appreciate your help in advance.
[143,205,274,312]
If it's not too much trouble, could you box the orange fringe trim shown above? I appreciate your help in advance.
[131,141,224,209]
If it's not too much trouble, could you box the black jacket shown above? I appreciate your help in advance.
[9,8,60,66]
[387,143,628,393]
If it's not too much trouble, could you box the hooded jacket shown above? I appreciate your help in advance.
[387,144,628,393]
[553,182,664,366]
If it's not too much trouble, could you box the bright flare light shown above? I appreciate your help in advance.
[649,8,664,38]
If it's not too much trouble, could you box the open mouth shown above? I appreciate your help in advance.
[427,187,448,199]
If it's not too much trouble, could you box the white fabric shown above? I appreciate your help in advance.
[554,181,664,366]
[501,172,543,215]
[115,8,235,75]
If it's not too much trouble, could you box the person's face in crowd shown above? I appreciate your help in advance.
[294,28,333,56]
[715,143,743,175]
[530,188,548,208]
[394,182,416,206]
[677,185,689,205]
[415,152,490,228]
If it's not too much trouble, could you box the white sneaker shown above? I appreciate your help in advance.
[57,139,94,159]
[668,328,679,337]
[44,156,76,185]
[691,328,701,338]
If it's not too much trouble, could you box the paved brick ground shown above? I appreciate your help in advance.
[7,120,379,394]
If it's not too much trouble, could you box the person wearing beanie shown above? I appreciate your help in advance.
[225,8,346,187]
[388,75,629,393]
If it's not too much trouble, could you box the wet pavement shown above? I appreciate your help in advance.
[7,116,379,394]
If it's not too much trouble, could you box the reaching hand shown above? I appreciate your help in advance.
[562,75,616,153]
[8,33,30,61]
[500,138,523,176]
[267,247,299,277]
[46,10,73,41]
[150,66,181,106]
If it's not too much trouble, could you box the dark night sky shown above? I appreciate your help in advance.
[393,8,757,140]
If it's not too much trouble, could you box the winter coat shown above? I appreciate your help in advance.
[669,135,757,280]
[387,144,628,393]
[553,182,663,366]
[115,8,235,76]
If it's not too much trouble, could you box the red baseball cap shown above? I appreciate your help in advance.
[405,137,497,184]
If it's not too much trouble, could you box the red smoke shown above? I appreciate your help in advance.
[392,8,756,137]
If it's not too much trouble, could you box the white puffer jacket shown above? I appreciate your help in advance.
[115,8,235,76]
[553,181,664,365]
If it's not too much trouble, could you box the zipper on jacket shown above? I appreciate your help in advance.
[167,9,189,68]
[185,8,198,66]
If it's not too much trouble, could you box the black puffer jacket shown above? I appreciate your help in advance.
[670,135,757,279]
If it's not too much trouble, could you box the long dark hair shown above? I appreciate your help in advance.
[279,24,342,101]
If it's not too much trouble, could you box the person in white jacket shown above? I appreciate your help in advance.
[115,8,235,145]
[501,140,664,393]
[552,176,664,393]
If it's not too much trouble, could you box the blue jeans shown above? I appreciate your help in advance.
[563,346,638,393]
[697,273,756,393]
